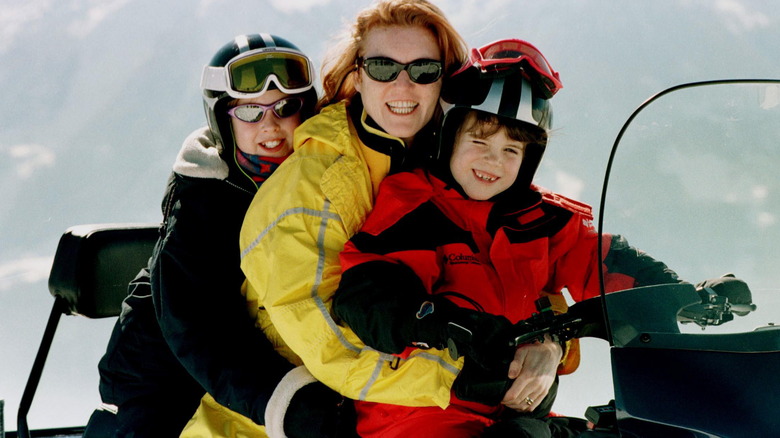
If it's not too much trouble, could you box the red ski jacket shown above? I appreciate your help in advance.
[337,168,682,374]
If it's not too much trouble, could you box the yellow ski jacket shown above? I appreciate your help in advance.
[240,100,462,408]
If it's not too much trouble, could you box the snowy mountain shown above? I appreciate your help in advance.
[1,0,778,430]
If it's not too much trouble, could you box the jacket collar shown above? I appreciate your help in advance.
[348,98,406,155]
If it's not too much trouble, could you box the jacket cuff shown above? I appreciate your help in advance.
[558,338,581,375]
[265,366,318,438]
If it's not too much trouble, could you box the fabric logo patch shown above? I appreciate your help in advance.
[443,253,481,265]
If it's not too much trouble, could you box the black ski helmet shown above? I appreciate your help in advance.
[437,39,562,195]
[200,33,317,157]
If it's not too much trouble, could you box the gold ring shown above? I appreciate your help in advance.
[525,397,534,405]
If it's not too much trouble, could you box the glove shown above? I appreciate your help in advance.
[445,308,516,371]
[696,273,753,316]
[267,367,358,438]
[452,356,513,404]
[408,296,515,371]
[284,381,358,438]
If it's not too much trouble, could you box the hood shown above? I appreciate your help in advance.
[173,126,230,180]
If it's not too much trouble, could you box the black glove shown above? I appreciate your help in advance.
[408,296,515,371]
[445,308,515,370]
[284,381,358,438]
[696,273,754,316]
[452,356,513,404]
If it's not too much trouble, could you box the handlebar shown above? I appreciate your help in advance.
[730,303,758,314]
[508,296,609,347]
[508,290,757,347]
[679,294,757,328]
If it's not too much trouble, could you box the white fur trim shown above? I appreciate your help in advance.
[172,126,230,179]
[265,366,318,438]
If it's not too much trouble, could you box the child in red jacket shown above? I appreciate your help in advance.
[333,39,684,438]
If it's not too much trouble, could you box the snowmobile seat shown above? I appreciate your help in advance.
[16,223,159,438]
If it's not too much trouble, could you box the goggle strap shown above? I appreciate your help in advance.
[201,66,227,91]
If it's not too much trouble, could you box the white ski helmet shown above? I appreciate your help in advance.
[200,34,317,156]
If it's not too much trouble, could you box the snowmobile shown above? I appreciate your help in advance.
[6,79,780,437]
[508,79,780,437]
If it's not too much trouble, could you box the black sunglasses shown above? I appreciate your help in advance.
[227,97,303,123]
[359,57,443,84]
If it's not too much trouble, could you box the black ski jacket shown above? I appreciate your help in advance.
[97,127,294,435]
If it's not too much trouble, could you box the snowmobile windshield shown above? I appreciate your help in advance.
[595,80,780,436]
[598,79,780,345]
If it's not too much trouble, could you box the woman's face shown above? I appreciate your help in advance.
[354,25,442,145]
[229,89,301,158]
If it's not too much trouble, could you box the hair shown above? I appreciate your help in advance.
[454,110,548,146]
[316,0,467,111]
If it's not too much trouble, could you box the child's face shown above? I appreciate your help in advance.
[449,118,525,201]
[229,89,301,158]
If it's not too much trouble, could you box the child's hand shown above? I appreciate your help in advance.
[500,334,562,412]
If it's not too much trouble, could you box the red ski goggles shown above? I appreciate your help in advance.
[201,48,314,99]
[459,39,562,97]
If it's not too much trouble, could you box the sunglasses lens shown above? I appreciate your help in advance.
[408,61,442,84]
[230,52,312,93]
[364,59,400,82]
[230,105,265,123]
[363,58,442,84]
[228,97,304,123]
[274,97,303,118]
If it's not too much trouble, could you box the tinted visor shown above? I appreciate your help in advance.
[230,51,312,94]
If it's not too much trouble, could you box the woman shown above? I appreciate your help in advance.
[91,34,344,438]
[236,0,470,432]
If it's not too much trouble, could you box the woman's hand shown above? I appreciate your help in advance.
[501,334,562,412]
